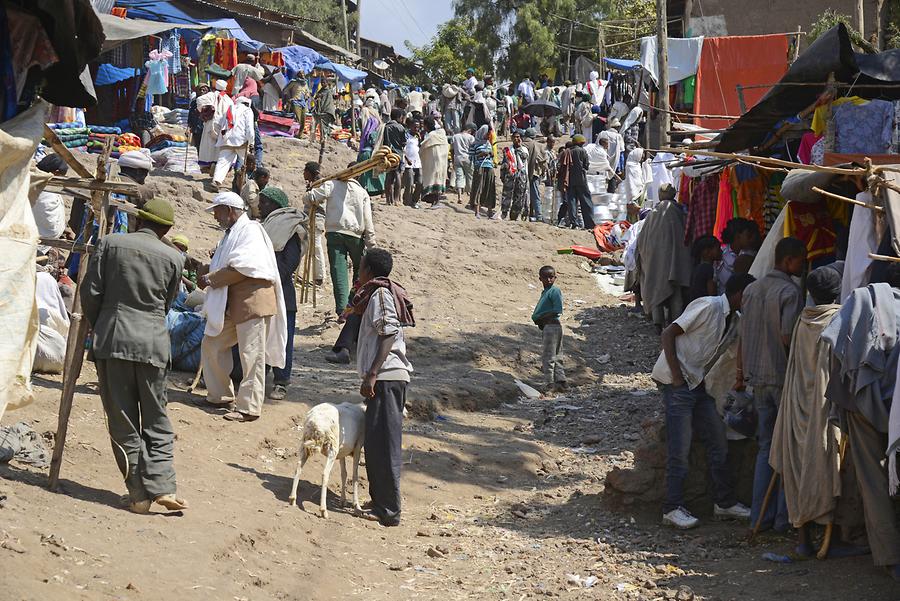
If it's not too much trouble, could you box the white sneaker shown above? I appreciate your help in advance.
[662,507,699,529]
[714,502,751,521]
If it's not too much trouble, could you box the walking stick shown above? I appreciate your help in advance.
[749,472,778,543]
[817,434,850,559]
[187,365,203,394]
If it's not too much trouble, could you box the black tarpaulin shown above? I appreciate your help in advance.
[717,24,900,152]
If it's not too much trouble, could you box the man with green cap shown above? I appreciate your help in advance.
[258,186,306,400]
[80,198,188,514]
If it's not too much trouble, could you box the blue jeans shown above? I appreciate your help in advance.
[529,176,543,221]
[254,123,263,168]
[272,311,296,385]
[662,382,736,513]
[751,385,789,531]
[565,190,583,228]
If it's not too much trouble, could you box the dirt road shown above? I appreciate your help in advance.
[1,137,895,600]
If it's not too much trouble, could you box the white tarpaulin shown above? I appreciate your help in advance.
[0,101,45,421]
[97,12,208,52]
[640,36,704,86]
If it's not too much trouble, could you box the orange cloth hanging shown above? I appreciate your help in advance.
[713,167,733,240]
[215,38,238,71]
[261,51,284,67]
[733,169,767,234]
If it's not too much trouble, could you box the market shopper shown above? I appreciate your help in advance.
[212,96,255,191]
[532,265,566,396]
[80,198,187,514]
[302,161,376,315]
[355,248,414,527]
[652,273,756,529]
[199,192,287,423]
[450,123,476,202]
[500,131,529,221]
[258,186,305,401]
[738,236,807,533]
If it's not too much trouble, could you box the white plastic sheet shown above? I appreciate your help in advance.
[0,101,46,420]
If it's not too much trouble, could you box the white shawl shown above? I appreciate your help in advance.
[621,148,648,203]
[204,213,287,368]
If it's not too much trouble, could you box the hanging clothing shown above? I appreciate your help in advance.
[833,99,894,155]
[684,174,719,244]
[841,197,886,302]
[214,38,238,71]
[161,31,181,75]
[783,201,837,261]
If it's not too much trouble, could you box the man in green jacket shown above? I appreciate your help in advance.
[80,198,188,514]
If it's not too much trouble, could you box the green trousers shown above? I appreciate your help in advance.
[326,232,365,314]
[96,358,176,503]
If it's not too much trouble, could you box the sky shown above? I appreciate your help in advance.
[360,0,454,56]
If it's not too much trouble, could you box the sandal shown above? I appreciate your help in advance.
[268,385,287,400]
[223,411,259,422]
[129,499,151,514]
[155,494,189,511]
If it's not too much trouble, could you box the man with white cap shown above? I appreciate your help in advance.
[118,149,153,185]
[80,198,188,514]
[231,54,264,96]
[196,80,234,171]
[212,96,255,191]
[198,192,287,422]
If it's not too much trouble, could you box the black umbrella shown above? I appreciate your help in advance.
[522,99,562,118]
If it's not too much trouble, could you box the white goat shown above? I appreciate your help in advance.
[288,402,365,518]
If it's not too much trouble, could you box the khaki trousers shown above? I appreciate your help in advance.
[201,315,268,416]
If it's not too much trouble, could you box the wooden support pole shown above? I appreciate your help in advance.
[812,186,884,212]
[656,0,671,142]
[48,138,114,491]
[43,176,141,196]
[43,125,92,179]
[654,147,867,175]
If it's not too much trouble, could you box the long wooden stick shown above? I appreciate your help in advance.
[654,147,868,176]
[811,186,884,212]
[48,138,114,491]
[43,176,141,196]
[816,436,849,560]
[749,472,778,543]
[869,252,900,264]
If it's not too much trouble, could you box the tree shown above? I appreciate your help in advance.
[807,9,876,52]
[450,0,655,80]
[405,17,482,84]
[253,0,358,49]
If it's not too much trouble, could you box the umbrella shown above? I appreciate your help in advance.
[522,99,562,118]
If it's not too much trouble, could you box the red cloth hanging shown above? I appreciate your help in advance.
[694,34,789,129]
[713,167,733,240]
[111,7,127,17]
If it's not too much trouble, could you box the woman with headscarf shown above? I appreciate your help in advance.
[188,83,210,151]
[357,124,386,196]
[585,70,607,106]
[419,116,449,206]
[359,94,382,138]
[196,80,233,170]
[468,125,497,218]
[621,147,651,221]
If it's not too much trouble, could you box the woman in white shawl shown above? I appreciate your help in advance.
[419,115,449,206]
[621,147,652,220]
[196,79,233,168]
[585,70,607,106]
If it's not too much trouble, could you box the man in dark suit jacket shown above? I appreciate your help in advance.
[81,198,187,514]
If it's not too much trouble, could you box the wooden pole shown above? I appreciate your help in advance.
[565,22,574,82]
[341,0,351,53]
[48,138,115,490]
[656,0,671,143]
[355,0,362,55]
[857,0,865,39]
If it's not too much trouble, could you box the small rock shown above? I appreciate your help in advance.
[675,586,694,601]
[126,583,139,591]
[1,539,26,554]
[426,547,445,559]
[416,530,430,537]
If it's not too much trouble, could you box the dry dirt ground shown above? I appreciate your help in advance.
[1,136,897,600]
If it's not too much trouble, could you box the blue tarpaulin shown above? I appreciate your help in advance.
[604,58,642,71]
[276,45,325,78]
[316,60,368,84]
[95,64,141,86]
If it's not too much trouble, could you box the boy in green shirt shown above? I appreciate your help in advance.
[532,265,567,395]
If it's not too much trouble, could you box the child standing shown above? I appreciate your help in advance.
[532,265,567,395]
[401,118,423,208]
[688,235,723,303]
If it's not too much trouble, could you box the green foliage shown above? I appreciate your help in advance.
[251,0,357,48]
[806,9,874,52]
[405,17,481,83]
[450,0,655,79]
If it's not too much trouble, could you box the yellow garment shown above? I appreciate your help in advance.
[810,96,868,136]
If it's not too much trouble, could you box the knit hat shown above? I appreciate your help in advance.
[524,127,538,139]
[807,265,842,304]
[572,134,586,145]
[259,186,289,209]
[137,198,175,226]
[171,234,189,250]
[659,183,677,200]
[36,154,68,174]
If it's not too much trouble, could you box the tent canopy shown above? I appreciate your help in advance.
[604,58,641,71]
[717,24,900,152]
[97,11,208,52]
[276,45,325,78]
[317,60,368,84]
[95,64,141,86]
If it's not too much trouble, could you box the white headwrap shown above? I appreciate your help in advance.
[214,79,228,91]
[118,150,152,171]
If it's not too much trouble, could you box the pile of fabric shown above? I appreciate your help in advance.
[46,123,89,149]
[85,126,142,158]
[146,132,188,152]
[166,291,206,372]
